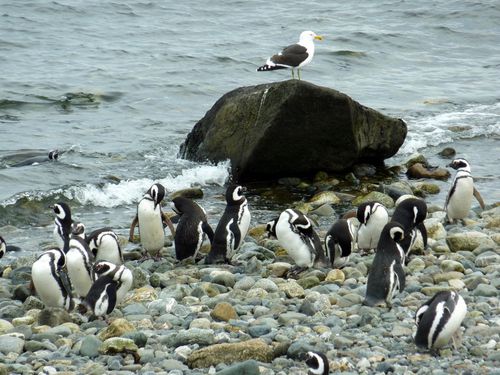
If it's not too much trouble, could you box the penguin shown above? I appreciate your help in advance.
[86,227,123,265]
[10,149,59,167]
[52,202,73,252]
[65,236,95,298]
[0,236,22,258]
[356,201,389,251]
[391,196,428,259]
[171,196,214,261]
[205,185,251,264]
[324,218,357,268]
[445,158,485,224]
[364,222,406,308]
[305,351,330,375]
[129,183,176,258]
[415,291,467,352]
[85,261,133,317]
[267,208,328,274]
[31,248,74,310]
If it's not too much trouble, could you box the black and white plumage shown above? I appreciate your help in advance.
[364,222,406,308]
[391,197,428,259]
[267,208,328,271]
[0,236,22,258]
[129,183,176,258]
[324,218,357,268]
[31,248,74,310]
[356,201,389,251]
[305,351,329,375]
[10,149,59,167]
[257,30,323,80]
[85,261,133,316]
[53,202,73,252]
[205,185,251,264]
[445,158,485,223]
[65,236,95,298]
[171,197,214,261]
[86,227,123,265]
[415,291,467,351]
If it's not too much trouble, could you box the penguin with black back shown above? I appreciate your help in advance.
[205,185,250,264]
[324,218,356,268]
[305,351,330,375]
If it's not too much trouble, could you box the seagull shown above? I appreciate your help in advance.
[257,30,323,80]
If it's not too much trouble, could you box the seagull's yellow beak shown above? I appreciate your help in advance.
[315,35,323,41]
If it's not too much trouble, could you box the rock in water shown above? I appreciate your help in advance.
[179,80,407,182]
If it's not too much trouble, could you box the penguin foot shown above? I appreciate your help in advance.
[287,266,308,279]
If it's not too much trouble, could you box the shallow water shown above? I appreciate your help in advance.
[1,1,499,259]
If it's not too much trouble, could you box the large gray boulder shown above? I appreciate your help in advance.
[179,80,407,182]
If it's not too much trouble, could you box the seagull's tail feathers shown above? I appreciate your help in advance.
[257,64,287,72]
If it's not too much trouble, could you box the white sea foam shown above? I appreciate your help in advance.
[399,102,500,155]
[67,161,231,208]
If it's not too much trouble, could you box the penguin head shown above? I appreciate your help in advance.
[357,201,381,225]
[388,223,405,242]
[171,196,192,215]
[49,248,66,269]
[147,183,166,208]
[265,218,278,238]
[305,351,329,375]
[71,222,86,238]
[93,261,117,277]
[226,184,246,205]
[448,158,470,171]
[53,202,72,221]
[48,150,59,161]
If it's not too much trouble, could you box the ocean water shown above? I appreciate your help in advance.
[1,0,499,259]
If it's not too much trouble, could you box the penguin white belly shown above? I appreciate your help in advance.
[138,200,164,253]
[433,296,467,348]
[237,204,251,246]
[447,180,474,220]
[32,261,66,308]
[357,212,387,250]
[66,249,93,297]
[276,223,313,268]
[95,235,122,265]
[115,268,133,304]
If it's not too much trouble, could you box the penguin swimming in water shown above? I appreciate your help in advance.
[53,202,73,252]
[205,185,251,264]
[305,351,329,375]
[445,158,485,224]
[414,291,467,352]
[267,208,328,274]
[129,183,176,258]
[356,201,389,251]
[31,248,74,310]
[9,149,59,167]
[364,222,406,308]
[391,196,428,260]
[171,197,214,261]
[324,218,357,268]
[85,261,133,317]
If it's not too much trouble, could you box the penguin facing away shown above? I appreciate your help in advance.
[87,227,123,265]
[356,201,389,251]
[305,351,330,375]
[31,248,74,310]
[205,185,251,264]
[414,291,467,352]
[324,218,357,268]
[364,222,406,308]
[171,197,214,261]
[129,183,176,258]
[445,158,485,224]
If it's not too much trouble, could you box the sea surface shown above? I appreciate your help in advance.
[1,0,499,260]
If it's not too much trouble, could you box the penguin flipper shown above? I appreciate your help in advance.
[128,215,138,242]
[202,221,215,244]
[473,187,486,209]
[417,222,428,249]
[162,212,176,237]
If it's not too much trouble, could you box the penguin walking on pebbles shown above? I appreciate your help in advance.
[391,196,428,260]
[267,208,328,275]
[356,201,389,252]
[445,158,485,224]
[129,183,176,258]
[364,222,406,308]
[85,261,133,317]
[171,197,214,261]
[324,218,357,268]
[305,351,329,375]
[31,248,74,310]
[205,185,251,264]
[414,291,467,353]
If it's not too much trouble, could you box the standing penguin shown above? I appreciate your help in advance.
[324,218,357,268]
[129,183,176,258]
[85,261,133,317]
[0,236,4,259]
[414,291,467,352]
[53,202,73,252]
[31,248,74,310]
[65,236,95,298]
[305,351,329,375]
[364,222,406,308]
[356,201,389,252]
[267,209,328,274]
[205,185,251,264]
[445,158,485,224]
[171,197,214,261]
[392,196,428,259]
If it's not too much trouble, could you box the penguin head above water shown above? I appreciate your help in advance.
[225,184,247,205]
[48,150,59,161]
[447,158,470,172]
[146,183,166,209]
[305,351,329,375]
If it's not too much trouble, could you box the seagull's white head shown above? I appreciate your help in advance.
[300,30,323,43]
